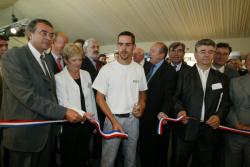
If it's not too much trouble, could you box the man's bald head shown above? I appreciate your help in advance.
[133,47,145,63]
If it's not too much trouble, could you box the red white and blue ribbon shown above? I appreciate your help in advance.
[157,116,250,136]
[91,119,128,139]
[0,119,128,139]
[218,125,250,135]
[157,116,183,135]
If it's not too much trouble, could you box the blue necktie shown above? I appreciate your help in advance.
[146,65,155,81]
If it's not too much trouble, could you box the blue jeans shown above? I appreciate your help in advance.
[101,114,139,167]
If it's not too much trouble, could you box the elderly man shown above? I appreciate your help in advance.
[47,32,68,74]
[139,42,177,167]
[133,47,152,75]
[1,19,84,167]
[81,38,100,82]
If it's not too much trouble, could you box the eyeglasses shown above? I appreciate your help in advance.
[37,29,55,39]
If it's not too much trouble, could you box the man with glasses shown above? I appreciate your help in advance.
[169,42,190,72]
[1,19,85,167]
[212,42,239,79]
[172,39,230,167]
[93,31,147,167]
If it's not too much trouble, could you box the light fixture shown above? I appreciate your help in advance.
[10,27,17,34]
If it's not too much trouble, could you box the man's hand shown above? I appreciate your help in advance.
[85,112,95,122]
[132,103,143,118]
[65,108,84,123]
[158,112,168,124]
[177,110,188,124]
[206,115,220,129]
[235,123,250,131]
[112,120,125,133]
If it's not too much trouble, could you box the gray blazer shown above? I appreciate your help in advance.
[226,74,250,127]
[1,45,66,152]
[224,65,240,80]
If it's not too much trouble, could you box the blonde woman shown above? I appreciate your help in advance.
[55,43,97,167]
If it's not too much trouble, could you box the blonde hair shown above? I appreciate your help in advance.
[63,43,83,60]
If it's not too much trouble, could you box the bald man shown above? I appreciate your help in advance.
[47,32,68,74]
[133,47,152,75]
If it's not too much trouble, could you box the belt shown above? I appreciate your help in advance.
[113,113,130,118]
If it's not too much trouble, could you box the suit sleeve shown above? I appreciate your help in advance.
[173,70,186,116]
[226,79,238,126]
[161,67,177,116]
[2,49,66,120]
[214,74,230,120]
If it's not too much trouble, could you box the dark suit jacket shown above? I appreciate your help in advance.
[46,52,64,74]
[140,61,177,132]
[81,56,98,82]
[224,65,240,80]
[1,45,66,152]
[143,60,152,76]
[174,65,230,141]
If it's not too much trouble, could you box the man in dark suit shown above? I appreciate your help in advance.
[133,47,152,75]
[0,35,8,167]
[139,42,177,167]
[1,19,84,167]
[212,42,239,80]
[211,42,239,167]
[47,32,68,74]
[172,39,230,167]
[169,42,190,72]
[81,38,100,82]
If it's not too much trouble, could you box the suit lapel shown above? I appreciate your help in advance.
[148,61,165,85]
[24,45,49,81]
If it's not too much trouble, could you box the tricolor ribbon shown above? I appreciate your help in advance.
[157,116,250,136]
[0,119,128,139]
[157,116,183,135]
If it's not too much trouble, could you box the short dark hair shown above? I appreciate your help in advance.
[0,35,9,41]
[169,42,185,52]
[26,18,53,34]
[117,31,135,44]
[73,39,85,47]
[195,39,216,52]
[216,42,232,53]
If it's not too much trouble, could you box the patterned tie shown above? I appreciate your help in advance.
[56,57,63,71]
[40,55,51,79]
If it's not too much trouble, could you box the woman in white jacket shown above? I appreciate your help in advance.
[55,43,98,167]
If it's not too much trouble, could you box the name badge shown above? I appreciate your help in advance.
[133,80,139,83]
[212,83,222,90]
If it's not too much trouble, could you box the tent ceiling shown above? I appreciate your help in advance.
[1,0,250,45]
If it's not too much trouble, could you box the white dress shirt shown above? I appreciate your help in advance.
[196,64,210,122]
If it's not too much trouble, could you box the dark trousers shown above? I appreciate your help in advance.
[60,122,93,167]
[139,126,170,167]
[172,125,219,167]
[5,129,56,167]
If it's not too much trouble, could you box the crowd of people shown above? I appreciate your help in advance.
[0,18,249,167]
